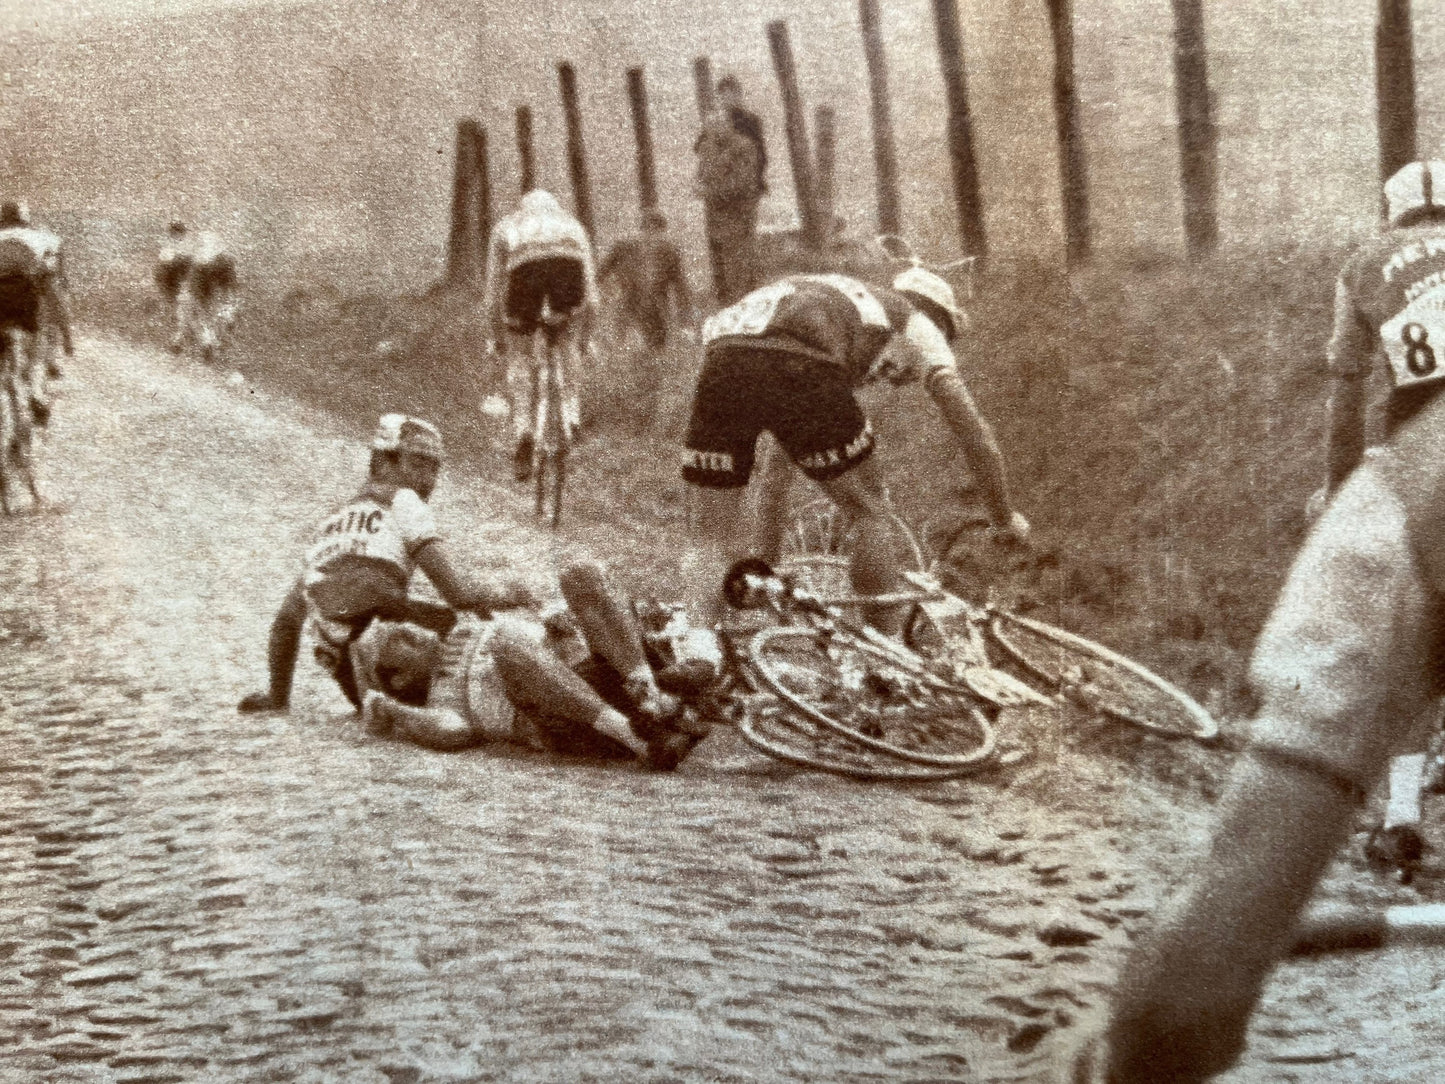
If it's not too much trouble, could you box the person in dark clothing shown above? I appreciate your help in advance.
[694,74,768,306]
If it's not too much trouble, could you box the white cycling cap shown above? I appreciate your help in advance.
[1385,160,1445,227]
[372,414,444,460]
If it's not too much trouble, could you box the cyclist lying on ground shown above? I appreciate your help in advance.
[354,560,717,772]
[1060,160,1445,1084]
[680,261,1028,633]
[237,413,533,713]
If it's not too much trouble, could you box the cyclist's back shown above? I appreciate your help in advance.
[483,189,598,334]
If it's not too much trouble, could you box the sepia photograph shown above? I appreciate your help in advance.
[3,0,1444,1080]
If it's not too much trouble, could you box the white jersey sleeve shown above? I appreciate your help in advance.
[390,488,441,553]
[902,311,959,386]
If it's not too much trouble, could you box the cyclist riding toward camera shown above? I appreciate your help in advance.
[237,414,533,713]
[480,189,600,482]
[680,256,1028,632]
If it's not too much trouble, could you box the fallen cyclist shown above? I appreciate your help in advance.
[353,560,717,772]
[237,413,534,713]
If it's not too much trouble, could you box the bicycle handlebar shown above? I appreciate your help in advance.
[1289,903,1445,956]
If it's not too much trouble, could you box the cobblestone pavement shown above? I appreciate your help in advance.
[1,338,1442,1083]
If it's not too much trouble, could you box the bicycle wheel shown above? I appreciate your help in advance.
[988,611,1218,742]
[736,701,985,781]
[747,624,997,768]
[783,499,928,572]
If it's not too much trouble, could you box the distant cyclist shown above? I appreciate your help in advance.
[480,189,599,482]
[1060,159,1445,1083]
[155,221,238,362]
[237,414,534,713]
[598,207,696,354]
[680,264,1028,630]
[355,560,714,771]
[0,200,75,430]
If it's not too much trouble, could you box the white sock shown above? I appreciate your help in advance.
[593,706,648,757]
[1385,753,1427,830]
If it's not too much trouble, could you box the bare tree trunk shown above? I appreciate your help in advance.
[446,118,479,287]
[693,56,716,118]
[1377,0,1417,187]
[515,105,536,195]
[1171,0,1218,257]
[1046,0,1091,266]
[767,20,823,251]
[557,62,596,239]
[859,0,902,236]
[929,0,986,260]
[627,66,659,215]
[814,105,837,244]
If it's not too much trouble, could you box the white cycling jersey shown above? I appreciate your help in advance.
[481,191,599,322]
[0,225,64,281]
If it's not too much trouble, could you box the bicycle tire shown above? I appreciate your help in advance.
[747,624,997,768]
[783,499,928,573]
[736,701,985,781]
[988,611,1219,742]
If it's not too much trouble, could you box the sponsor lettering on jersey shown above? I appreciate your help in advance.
[796,424,873,471]
[1383,235,1445,283]
[682,448,735,474]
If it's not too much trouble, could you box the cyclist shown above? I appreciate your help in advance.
[0,200,75,429]
[156,222,238,361]
[155,221,194,354]
[597,208,695,354]
[356,560,714,771]
[1059,160,1445,1084]
[480,189,599,482]
[237,414,534,713]
[680,266,1028,630]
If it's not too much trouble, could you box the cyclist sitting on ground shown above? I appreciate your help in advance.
[237,414,534,713]
[480,189,600,482]
[1060,159,1445,1084]
[0,200,75,429]
[354,560,716,771]
[680,263,1028,632]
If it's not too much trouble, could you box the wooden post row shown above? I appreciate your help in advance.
[1046,0,1091,266]
[1171,0,1218,256]
[626,66,659,215]
[1376,0,1418,187]
[858,0,902,236]
[557,61,596,239]
[767,20,824,251]
[929,0,987,260]
[472,124,493,277]
[515,105,536,194]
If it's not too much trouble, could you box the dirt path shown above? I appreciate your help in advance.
[0,337,1439,1082]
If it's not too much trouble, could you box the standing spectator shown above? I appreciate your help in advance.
[598,208,695,354]
[694,74,767,305]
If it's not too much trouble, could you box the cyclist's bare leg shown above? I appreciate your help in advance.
[172,283,196,353]
[492,624,649,757]
[558,561,674,716]
[814,457,904,633]
[687,484,750,627]
[753,438,795,564]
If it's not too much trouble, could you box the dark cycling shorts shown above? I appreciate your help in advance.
[155,258,192,301]
[505,257,586,333]
[682,344,875,488]
[0,276,41,335]
[191,257,237,305]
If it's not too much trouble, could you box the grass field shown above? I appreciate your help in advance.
[85,246,1357,728]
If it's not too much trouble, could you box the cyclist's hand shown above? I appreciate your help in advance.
[1304,484,1329,525]
[238,690,286,714]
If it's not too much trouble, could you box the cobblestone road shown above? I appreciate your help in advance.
[2,338,1442,1083]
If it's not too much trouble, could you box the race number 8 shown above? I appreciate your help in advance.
[1403,322,1438,377]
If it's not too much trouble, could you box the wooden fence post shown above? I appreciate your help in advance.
[472,124,493,279]
[1046,0,1091,266]
[1377,0,1418,187]
[627,66,659,215]
[693,57,715,118]
[515,105,536,194]
[814,105,837,242]
[767,20,824,251]
[929,0,987,260]
[859,0,902,236]
[447,118,479,287]
[1171,0,1218,256]
[557,61,596,239]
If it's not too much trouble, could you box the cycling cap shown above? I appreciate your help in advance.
[520,189,563,217]
[372,414,444,461]
[1385,161,1445,227]
[0,201,31,228]
[893,265,965,342]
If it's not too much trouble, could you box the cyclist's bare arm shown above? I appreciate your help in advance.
[413,540,534,616]
[926,369,1017,529]
[44,276,75,355]
[1088,750,1359,1083]
[239,579,307,712]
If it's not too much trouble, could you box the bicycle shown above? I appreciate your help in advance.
[778,500,1219,742]
[514,300,580,529]
[0,328,41,515]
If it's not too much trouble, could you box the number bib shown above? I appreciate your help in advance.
[1381,289,1445,388]
[702,280,796,343]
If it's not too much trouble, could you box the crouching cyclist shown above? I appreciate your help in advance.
[480,189,600,482]
[353,560,717,772]
[237,413,534,713]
